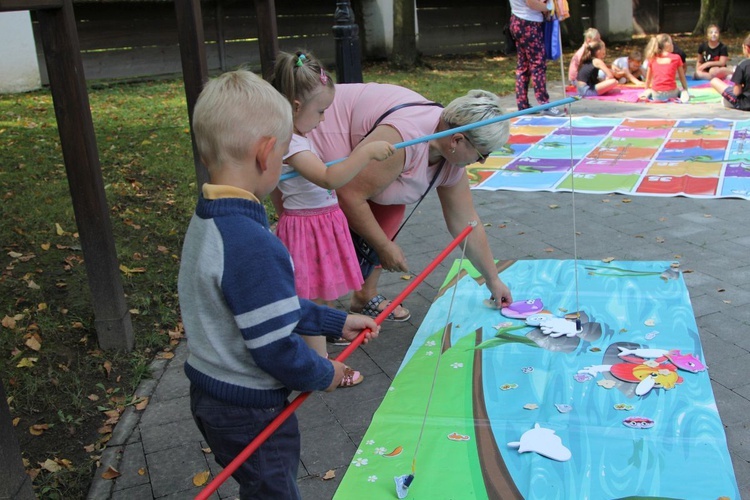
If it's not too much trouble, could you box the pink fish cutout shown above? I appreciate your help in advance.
[501,298,544,319]
[664,349,706,373]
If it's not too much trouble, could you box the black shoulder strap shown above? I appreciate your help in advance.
[364,102,444,138]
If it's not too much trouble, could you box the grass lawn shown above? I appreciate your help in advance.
[0,31,745,498]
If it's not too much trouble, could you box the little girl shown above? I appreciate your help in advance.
[695,24,732,81]
[642,33,690,103]
[576,41,617,96]
[710,34,750,111]
[271,51,395,387]
[568,27,601,85]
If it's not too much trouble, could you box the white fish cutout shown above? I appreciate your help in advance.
[508,424,572,462]
[617,346,669,359]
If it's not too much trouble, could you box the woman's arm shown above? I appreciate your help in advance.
[594,58,614,79]
[436,176,513,306]
[525,0,549,13]
[677,65,689,91]
[336,125,410,272]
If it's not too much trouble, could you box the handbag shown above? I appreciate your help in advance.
[544,17,561,61]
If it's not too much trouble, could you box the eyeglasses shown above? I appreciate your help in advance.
[463,134,490,162]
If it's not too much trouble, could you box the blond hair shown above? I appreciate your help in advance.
[644,33,672,60]
[193,70,292,168]
[442,89,509,152]
[583,28,600,42]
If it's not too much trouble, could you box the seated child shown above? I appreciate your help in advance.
[178,69,380,498]
[576,41,618,96]
[569,28,601,85]
[695,24,732,80]
[642,33,690,102]
[611,49,647,86]
[710,34,750,111]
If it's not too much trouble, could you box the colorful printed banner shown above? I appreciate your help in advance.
[469,116,750,199]
[334,260,740,499]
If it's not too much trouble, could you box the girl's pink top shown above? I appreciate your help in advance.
[650,53,683,91]
[307,83,465,206]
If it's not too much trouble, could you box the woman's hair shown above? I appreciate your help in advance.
[442,89,509,152]
[270,50,335,106]
[583,28,600,42]
[581,41,605,64]
[193,70,292,168]
[644,34,672,60]
[706,24,720,36]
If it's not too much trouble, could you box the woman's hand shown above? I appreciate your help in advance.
[377,240,408,273]
[487,278,513,308]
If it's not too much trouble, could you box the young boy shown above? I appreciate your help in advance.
[178,70,379,498]
[711,34,750,111]
[611,49,647,86]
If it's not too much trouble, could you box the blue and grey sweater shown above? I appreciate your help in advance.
[178,194,346,408]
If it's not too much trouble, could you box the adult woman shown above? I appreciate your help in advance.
[307,83,513,321]
[509,0,562,116]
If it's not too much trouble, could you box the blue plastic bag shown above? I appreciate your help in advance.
[544,18,561,61]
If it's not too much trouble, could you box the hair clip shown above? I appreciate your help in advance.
[296,54,307,67]
[320,68,328,85]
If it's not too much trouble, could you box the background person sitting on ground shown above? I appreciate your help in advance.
[306,83,514,320]
[569,28,601,85]
[576,41,618,96]
[642,33,690,102]
[711,34,750,111]
[611,49,647,86]
[179,69,379,499]
[270,50,395,376]
[695,24,732,80]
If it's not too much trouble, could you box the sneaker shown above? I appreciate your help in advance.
[722,88,738,107]
[542,107,564,117]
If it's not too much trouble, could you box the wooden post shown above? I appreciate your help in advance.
[253,0,279,80]
[37,0,134,351]
[175,0,210,189]
[0,378,35,499]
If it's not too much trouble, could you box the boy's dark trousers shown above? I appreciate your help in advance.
[190,385,302,499]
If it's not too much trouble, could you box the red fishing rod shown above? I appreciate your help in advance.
[195,222,477,500]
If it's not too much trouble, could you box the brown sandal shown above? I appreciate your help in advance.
[339,367,364,388]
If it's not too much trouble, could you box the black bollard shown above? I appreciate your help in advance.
[333,0,363,83]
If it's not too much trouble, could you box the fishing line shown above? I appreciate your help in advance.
[395,222,474,498]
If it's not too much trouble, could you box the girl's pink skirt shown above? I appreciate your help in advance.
[276,204,363,301]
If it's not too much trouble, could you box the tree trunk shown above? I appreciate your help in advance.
[693,0,732,34]
[392,0,418,68]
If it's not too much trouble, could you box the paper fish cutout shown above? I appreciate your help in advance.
[508,424,572,462]
[622,416,654,429]
[501,298,544,319]
[529,316,581,338]
[664,350,706,373]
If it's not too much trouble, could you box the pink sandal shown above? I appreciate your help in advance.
[339,367,363,388]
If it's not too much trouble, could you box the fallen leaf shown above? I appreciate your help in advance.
[201,447,212,454]
[12,417,20,427]
[655,237,665,243]
[134,398,149,411]
[602,257,615,263]
[622,198,632,203]
[2,315,16,329]
[25,335,41,351]
[88,394,99,401]
[98,425,113,435]
[26,280,40,290]
[717,288,725,292]
[138,468,146,476]
[8,251,23,258]
[29,423,48,436]
[55,223,65,236]
[670,262,680,268]
[57,458,73,470]
[483,222,492,226]
[103,360,112,378]
[193,470,210,486]
[723,300,732,304]
[523,403,539,410]
[101,466,121,480]
[40,459,61,473]
[400,274,412,280]
[548,204,559,209]
[17,357,37,368]
[83,444,96,453]
[703,214,712,218]
[157,351,175,359]
[322,470,336,480]
[41,243,50,251]
[544,247,554,253]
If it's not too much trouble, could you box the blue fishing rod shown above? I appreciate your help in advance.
[279,96,579,181]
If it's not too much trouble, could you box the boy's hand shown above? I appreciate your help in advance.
[341,314,380,343]
[364,141,396,162]
[326,360,347,391]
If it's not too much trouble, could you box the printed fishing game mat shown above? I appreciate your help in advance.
[468,115,750,200]
[334,259,740,499]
